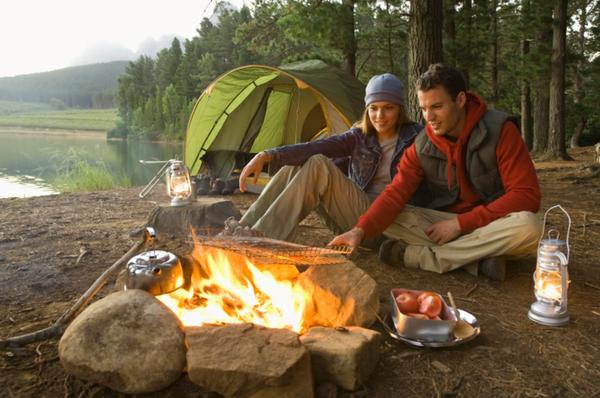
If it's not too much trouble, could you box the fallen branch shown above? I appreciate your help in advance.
[0,228,155,348]
[584,282,600,291]
[465,283,479,297]
[454,296,478,303]
[75,248,91,266]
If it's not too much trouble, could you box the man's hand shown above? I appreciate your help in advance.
[239,151,271,192]
[327,227,365,254]
[425,217,461,245]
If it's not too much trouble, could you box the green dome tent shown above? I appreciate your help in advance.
[184,60,365,180]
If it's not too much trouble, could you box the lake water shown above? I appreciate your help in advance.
[0,131,183,198]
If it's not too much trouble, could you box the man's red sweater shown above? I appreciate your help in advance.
[356,93,541,239]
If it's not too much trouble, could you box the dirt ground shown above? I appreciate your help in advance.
[1,147,599,398]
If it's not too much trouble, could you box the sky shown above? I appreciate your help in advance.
[0,0,248,78]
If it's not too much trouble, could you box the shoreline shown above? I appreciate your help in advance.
[0,126,183,144]
[0,126,107,137]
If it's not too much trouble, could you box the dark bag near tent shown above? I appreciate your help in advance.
[184,60,365,189]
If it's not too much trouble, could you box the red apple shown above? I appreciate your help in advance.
[417,291,438,304]
[419,294,442,318]
[395,292,419,314]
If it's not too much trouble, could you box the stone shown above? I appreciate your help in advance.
[315,381,339,398]
[297,261,379,328]
[145,197,241,237]
[59,290,186,394]
[186,323,312,397]
[300,326,381,391]
[249,351,313,398]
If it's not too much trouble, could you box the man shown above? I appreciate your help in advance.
[329,63,542,280]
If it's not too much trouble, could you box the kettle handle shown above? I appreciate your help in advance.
[540,205,571,263]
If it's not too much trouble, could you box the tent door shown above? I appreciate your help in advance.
[202,87,274,180]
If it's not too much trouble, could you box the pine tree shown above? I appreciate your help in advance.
[546,0,569,159]
[408,0,444,123]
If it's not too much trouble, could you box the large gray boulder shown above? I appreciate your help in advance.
[59,290,186,394]
[297,261,379,328]
[186,323,312,397]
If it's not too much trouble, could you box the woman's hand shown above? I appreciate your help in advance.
[239,151,271,192]
[327,227,365,254]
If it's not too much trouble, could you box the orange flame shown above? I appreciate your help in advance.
[156,246,307,333]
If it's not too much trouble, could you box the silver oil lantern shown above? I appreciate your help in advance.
[139,159,193,206]
[528,205,571,326]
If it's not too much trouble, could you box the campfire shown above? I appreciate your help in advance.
[58,229,381,396]
[156,245,309,332]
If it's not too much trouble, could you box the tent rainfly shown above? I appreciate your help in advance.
[184,60,365,180]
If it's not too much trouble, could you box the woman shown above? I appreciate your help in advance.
[232,73,423,242]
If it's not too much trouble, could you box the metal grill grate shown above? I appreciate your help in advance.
[193,235,352,266]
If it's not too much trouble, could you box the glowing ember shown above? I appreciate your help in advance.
[156,246,308,333]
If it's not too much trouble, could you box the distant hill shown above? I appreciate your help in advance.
[0,61,128,109]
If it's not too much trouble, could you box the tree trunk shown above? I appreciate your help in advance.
[462,0,472,87]
[570,0,588,148]
[521,39,533,150]
[546,0,568,160]
[490,0,499,108]
[408,0,444,123]
[444,0,457,65]
[531,1,553,153]
[340,0,357,76]
[385,0,395,73]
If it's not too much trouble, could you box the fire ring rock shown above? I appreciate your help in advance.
[297,260,379,328]
[58,289,186,394]
[186,324,312,397]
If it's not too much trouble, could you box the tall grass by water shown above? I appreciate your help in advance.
[51,152,131,192]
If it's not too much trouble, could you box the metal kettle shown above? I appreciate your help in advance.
[124,250,186,295]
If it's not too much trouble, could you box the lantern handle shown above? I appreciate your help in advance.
[138,159,179,198]
[540,204,571,262]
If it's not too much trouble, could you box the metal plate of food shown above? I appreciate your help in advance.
[390,288,456,342]
[384,309,480,348]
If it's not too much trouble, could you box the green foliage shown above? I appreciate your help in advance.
[0,100,52,114]
[107,119,131,139]
[51,156,131,192]
[0,107,118,131]
[49,98,68,110]
[0,61,126,108]
[111,0,600,148]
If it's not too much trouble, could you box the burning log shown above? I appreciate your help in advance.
[0,228,156,348]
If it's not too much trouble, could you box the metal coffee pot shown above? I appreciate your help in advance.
[125,250,186,295]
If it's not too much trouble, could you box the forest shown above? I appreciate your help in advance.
[0,61,127,109]
[113,0,600,159]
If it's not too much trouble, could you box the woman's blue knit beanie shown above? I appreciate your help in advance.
[364,73,404,106]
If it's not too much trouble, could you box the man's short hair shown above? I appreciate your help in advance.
[417,63,467,100]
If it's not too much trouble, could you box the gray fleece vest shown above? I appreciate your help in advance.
[415,110,518,210]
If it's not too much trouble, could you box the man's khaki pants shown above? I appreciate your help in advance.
[384,206,541,274]
[241,154,542,274]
